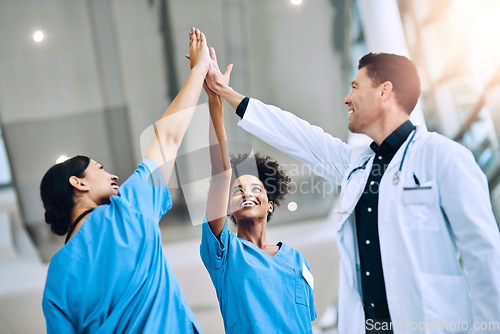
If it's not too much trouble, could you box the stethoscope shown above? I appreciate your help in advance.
[345,127,417,184]
[338,128,417,215]
[392,128,417,185]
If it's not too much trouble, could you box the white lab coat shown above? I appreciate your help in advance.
[238,98,500,334]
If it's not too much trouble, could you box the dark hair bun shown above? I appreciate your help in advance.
[40,155,90,236]
[44,206,70,236]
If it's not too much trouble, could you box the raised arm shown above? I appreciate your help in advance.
[205,47,352,185]
[205,48,244,109]
[205,49,233,238]
[144,27,210,183]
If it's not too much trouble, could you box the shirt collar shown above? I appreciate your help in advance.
[370,120,415,157]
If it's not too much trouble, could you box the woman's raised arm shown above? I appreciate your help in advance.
[205,48,233,238]
[144,27,210,183]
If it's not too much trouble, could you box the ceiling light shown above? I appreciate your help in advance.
[291,0,302,6]
[287,201,298,212]
[33,31,44,43]
[56,155,69,164]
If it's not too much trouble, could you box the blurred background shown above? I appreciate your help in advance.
[0,0,499,333]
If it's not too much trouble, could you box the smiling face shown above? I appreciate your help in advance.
[80,160,119,205]
[228,174,273,224]
[343,67,383,135]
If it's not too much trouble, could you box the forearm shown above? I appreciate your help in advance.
[215,85,245,110]
[206,95,231,236]
[157,65,207,149]
[238,98,351,184]
[208,97,230,173]
[145,65,207,164]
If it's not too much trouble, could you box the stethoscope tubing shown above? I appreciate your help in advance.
[338,127,418,214]
[393,128,417,185]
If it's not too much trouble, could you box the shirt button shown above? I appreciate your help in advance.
[370,181,375,186]
[371,303,375,307]
[366,240,371,245]
[378,156,383,160]
[366,271,370,276]
[367,207,372,213]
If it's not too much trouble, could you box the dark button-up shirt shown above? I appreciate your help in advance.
[355,120,415,316]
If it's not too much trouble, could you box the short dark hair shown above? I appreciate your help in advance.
[358,52,421,114]
[40,155,90,236]
[230,152,291,222]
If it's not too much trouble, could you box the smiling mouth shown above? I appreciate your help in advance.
[241,200,257,208]
[111,182,119,190]
[348,109,354,116]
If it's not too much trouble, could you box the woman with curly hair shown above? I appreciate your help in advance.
[199,50,317,333]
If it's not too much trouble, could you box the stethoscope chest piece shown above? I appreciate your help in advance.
[392,128,417,186]
[392,170,401,185]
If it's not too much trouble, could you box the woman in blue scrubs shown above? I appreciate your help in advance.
[40,28,209,334]
[199,50,317,333]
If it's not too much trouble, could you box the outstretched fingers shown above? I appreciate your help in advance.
[195,28,201,43]
[188,27,210,70]
[210,47,218,65]
[189,27,195,44]
[189,27,205,50]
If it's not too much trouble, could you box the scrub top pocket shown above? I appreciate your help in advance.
[295,266,312,307]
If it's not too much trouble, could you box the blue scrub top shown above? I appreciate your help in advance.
[42,159,201,334]
[200,218,317,334]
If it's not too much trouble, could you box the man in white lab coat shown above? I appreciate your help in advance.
[205,50,500,334]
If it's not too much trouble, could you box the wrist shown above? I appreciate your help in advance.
[216,84,233,99]
[208,77,228,95]
[208,94,222,105]
[218,86,245,110]
[191,63,209,75]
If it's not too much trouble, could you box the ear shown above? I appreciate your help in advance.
[379,81,393,101]
[69,176,89,192]
[268,201,274,213]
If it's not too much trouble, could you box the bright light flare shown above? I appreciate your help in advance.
[287,201,298,212]
[33,31,44,43]
[466,2,500,81]
[56,155,69,164]
[291,0,302,6]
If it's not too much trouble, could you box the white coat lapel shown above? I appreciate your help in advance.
[338,155,374,218]
[385,126,427,176]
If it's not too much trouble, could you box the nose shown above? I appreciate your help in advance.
[242,190,254,199]
[343,92,351,105]
[111,174,118,182]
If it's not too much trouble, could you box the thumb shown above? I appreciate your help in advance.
[224,64,234,79]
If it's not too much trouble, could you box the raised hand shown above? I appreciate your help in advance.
[203,48,226,102]
[206,47,233,95]
[188,27,210,72]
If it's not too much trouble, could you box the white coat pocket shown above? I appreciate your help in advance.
[402,183,434,204]
[402,181,440,231]
[420,273,472,328]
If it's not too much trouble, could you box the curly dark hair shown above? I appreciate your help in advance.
[230,152,291,222]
